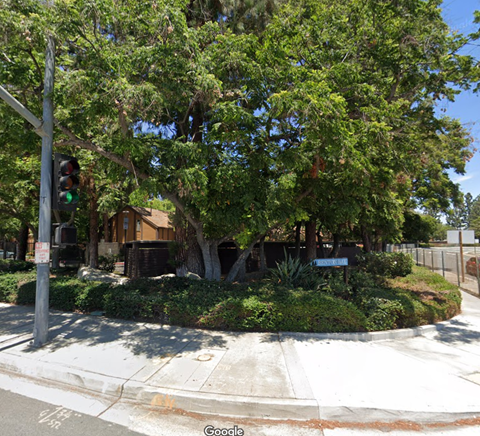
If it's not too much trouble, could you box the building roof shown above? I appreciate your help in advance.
[125,206,173,229]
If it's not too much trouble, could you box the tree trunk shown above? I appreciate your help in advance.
[88,176,99,269]
[103,212,110,242]
[234,242,247,283]
[225,236,262,282]
[294,222,302,259]
[211,242,222,281]
[361,226,372,253]
[174,216,188,277]
[331,233,341,258]
[259,235,268,272]
[185,222,204,276]
[196,231,222,281]
[305,220,317,261]
[316,226,326,258]
[174,210,204,277]
[17,224,29,261]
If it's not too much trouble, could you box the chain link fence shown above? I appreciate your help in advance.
[391,245,480,295]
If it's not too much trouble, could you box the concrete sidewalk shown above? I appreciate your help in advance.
[1,291,480,424]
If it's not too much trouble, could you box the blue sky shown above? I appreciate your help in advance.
[441,0,480,199]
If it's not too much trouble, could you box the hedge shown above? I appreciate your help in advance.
[0,261,462,334]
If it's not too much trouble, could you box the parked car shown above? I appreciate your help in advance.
[466,257,480,277]
[0,250,14,259]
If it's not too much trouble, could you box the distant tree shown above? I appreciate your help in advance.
[402,211,439,243]
[470,195,480,236]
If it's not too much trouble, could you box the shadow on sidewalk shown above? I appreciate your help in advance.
[431,319,480,345]
[1,306,229,359]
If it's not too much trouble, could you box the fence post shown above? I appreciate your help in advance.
[475,244,480,295]
[456,253,460,287]
[431,250,434,272]
[423,249,426,267]
[441,251,445,278]
[416,249,419,266]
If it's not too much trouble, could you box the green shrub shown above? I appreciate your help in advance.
[276,292,368,333]
[0,260,35,274]
[197,296,278,331]
[269,251,325,290]
[98,255,118,273]
[0,274,21,302]
[48,278,81,311]
[0,272,37,304]
[361,297,405,331]
[104,287,143,320]
[75,282,112,313]
[16,280,37,305]
[2,263,461,334]
[357,252,413,278]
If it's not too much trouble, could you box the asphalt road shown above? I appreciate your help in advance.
[0,388,144,436]
[3,384,480,436]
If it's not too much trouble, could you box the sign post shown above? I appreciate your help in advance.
[447,230,475,284]
[312,258,349,284]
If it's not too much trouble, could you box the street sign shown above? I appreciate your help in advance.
[312,258,348,267]
[35,242,50,264]
[123,217,129,230]
[447,230,475,244]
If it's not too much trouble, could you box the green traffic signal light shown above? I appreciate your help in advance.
[59,190,79,205]
[52,153,81,211]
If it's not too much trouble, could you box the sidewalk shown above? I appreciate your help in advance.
[1,291,480,424]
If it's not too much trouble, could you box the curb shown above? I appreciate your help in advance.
[2,355,480,424]
[279,317,456,342]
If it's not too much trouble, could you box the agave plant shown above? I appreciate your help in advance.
[269,249,325,289]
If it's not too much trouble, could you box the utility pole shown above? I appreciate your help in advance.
[33,34,55,347]
[0,36,55,348]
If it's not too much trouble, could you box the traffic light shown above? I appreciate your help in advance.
[52,153,80,211]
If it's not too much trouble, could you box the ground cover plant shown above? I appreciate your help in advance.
[0,254,462,333]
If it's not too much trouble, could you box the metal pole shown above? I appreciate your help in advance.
[33,35,55,348]
[0,86,46,137]
[459,231,465,283]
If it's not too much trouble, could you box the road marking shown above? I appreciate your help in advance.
[38,406,81,430]
[151,394,176,410]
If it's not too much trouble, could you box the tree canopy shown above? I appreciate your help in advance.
[0,0,478,277]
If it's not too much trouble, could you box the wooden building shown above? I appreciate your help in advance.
[109,206,174,243]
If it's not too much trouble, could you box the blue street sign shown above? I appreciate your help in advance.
[312,258,349,267]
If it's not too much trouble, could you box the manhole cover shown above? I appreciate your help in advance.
[197,353,214,362]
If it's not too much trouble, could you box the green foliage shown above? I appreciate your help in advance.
[97,255,118,273]
[402,211,440,243]
[0,260,35,274]
[268,251,326,289]
[75,282,112,313]
[0,263,461,334]
[357,252,413,278]
[274,291,368,333]
[358,296,406,331]
[0,271,36,303]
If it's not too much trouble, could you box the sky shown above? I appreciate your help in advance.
[440,0,480,199]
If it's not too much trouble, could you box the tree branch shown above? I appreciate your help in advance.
[53,119,149,180]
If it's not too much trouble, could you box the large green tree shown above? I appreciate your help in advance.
[262,0,477,251]
[0,0,478,278]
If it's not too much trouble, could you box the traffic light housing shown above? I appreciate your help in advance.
[52,153,80,211]
[54,224,77,246]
